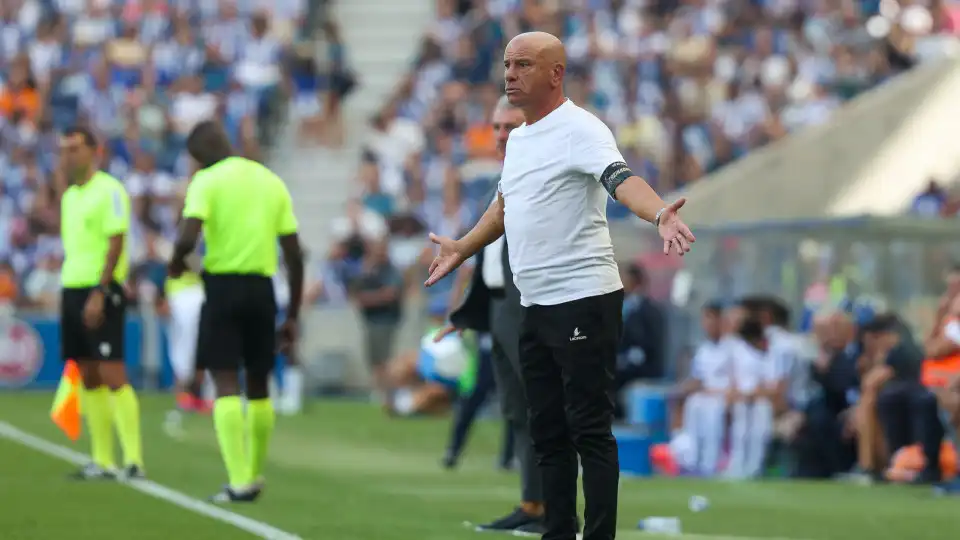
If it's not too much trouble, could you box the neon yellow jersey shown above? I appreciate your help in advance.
[60,171,130,288]
[165,271,203,296]
[182,157,297,277]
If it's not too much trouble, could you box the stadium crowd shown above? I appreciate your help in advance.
[0,0,318,310]
[322,0,959,386]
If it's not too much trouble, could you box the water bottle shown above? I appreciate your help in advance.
[636,517,682,535]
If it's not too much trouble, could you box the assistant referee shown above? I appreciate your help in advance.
[169,120,304,504]
[59,127,144,480]
[425,32,695,540]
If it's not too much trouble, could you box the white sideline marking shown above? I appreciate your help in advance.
[0,422,302,540]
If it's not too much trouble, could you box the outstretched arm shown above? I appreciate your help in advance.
[454,192,505,260]
[425,193,505,287]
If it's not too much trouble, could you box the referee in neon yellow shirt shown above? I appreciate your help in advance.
[169,121,304,503]
[59,127,144,480]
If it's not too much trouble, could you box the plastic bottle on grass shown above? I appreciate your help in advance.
[636,517,682,535]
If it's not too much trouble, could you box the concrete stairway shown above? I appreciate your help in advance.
[269,0,434,258]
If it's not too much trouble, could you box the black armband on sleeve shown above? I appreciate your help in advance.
[599,162,633,200]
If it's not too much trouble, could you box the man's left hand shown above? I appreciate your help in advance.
[657,198,695,257]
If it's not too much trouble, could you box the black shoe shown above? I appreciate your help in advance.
[209,484,262,504]
[122,464,146,480]
[441,453,458,470]
[476,507,541,531]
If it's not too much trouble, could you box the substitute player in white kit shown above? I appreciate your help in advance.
[676,302,732,476]
[165,267,207,410]
[164,184,210,417]
[726,313,788,478]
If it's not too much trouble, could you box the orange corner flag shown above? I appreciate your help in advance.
[50,360,82,441]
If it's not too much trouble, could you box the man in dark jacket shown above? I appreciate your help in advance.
[866,314,943,483]
[613,263,665,419]
[436,97,545,535]
[796,310,860,478]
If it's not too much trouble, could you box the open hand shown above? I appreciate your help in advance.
[657,198,696,256]
[424,233,467,287]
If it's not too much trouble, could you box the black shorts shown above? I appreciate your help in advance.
[60,283,127,363]
[196,273,277,376]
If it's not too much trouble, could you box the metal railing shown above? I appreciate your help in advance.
[4,217,957,392]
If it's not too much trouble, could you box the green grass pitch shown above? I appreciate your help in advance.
[0,393,955,540]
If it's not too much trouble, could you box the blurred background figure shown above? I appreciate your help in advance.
[614,263,665,419]
[669,301,730,476]
[348,239,404,403]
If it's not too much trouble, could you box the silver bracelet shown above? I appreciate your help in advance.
[654,207,666,227]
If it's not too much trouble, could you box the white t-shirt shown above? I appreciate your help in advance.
[690,340,731,392]
[498,100,623,307]
[724,335,777,394]
[765,325,803,398]
[481,236,505,289]
[171,92,218,134]
[480,193,505,289]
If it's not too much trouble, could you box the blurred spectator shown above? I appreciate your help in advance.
[348,239,405,400]
[863,313,943,484]
[319,20,355,147]
[614,263,665,417]
[0,57,40,122]
[0,260,18,305]
[910,178,948,218]
[0,1,310,310]
[668,300,729,476]
[22,250,60,310]
[291,42,325,145]
[327,0,959,323]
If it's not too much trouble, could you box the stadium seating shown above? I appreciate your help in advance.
[351,0,960,241]
[0,0,311,306]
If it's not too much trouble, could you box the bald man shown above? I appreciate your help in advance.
[425,32,695,540]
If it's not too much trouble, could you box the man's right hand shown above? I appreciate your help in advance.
[433,324,461,342]
[424,233,467,287]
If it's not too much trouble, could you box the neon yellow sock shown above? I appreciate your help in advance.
[247,398,275,482]
[214,396,251,489]
[112,385,143,467]
[82,386,116,470]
